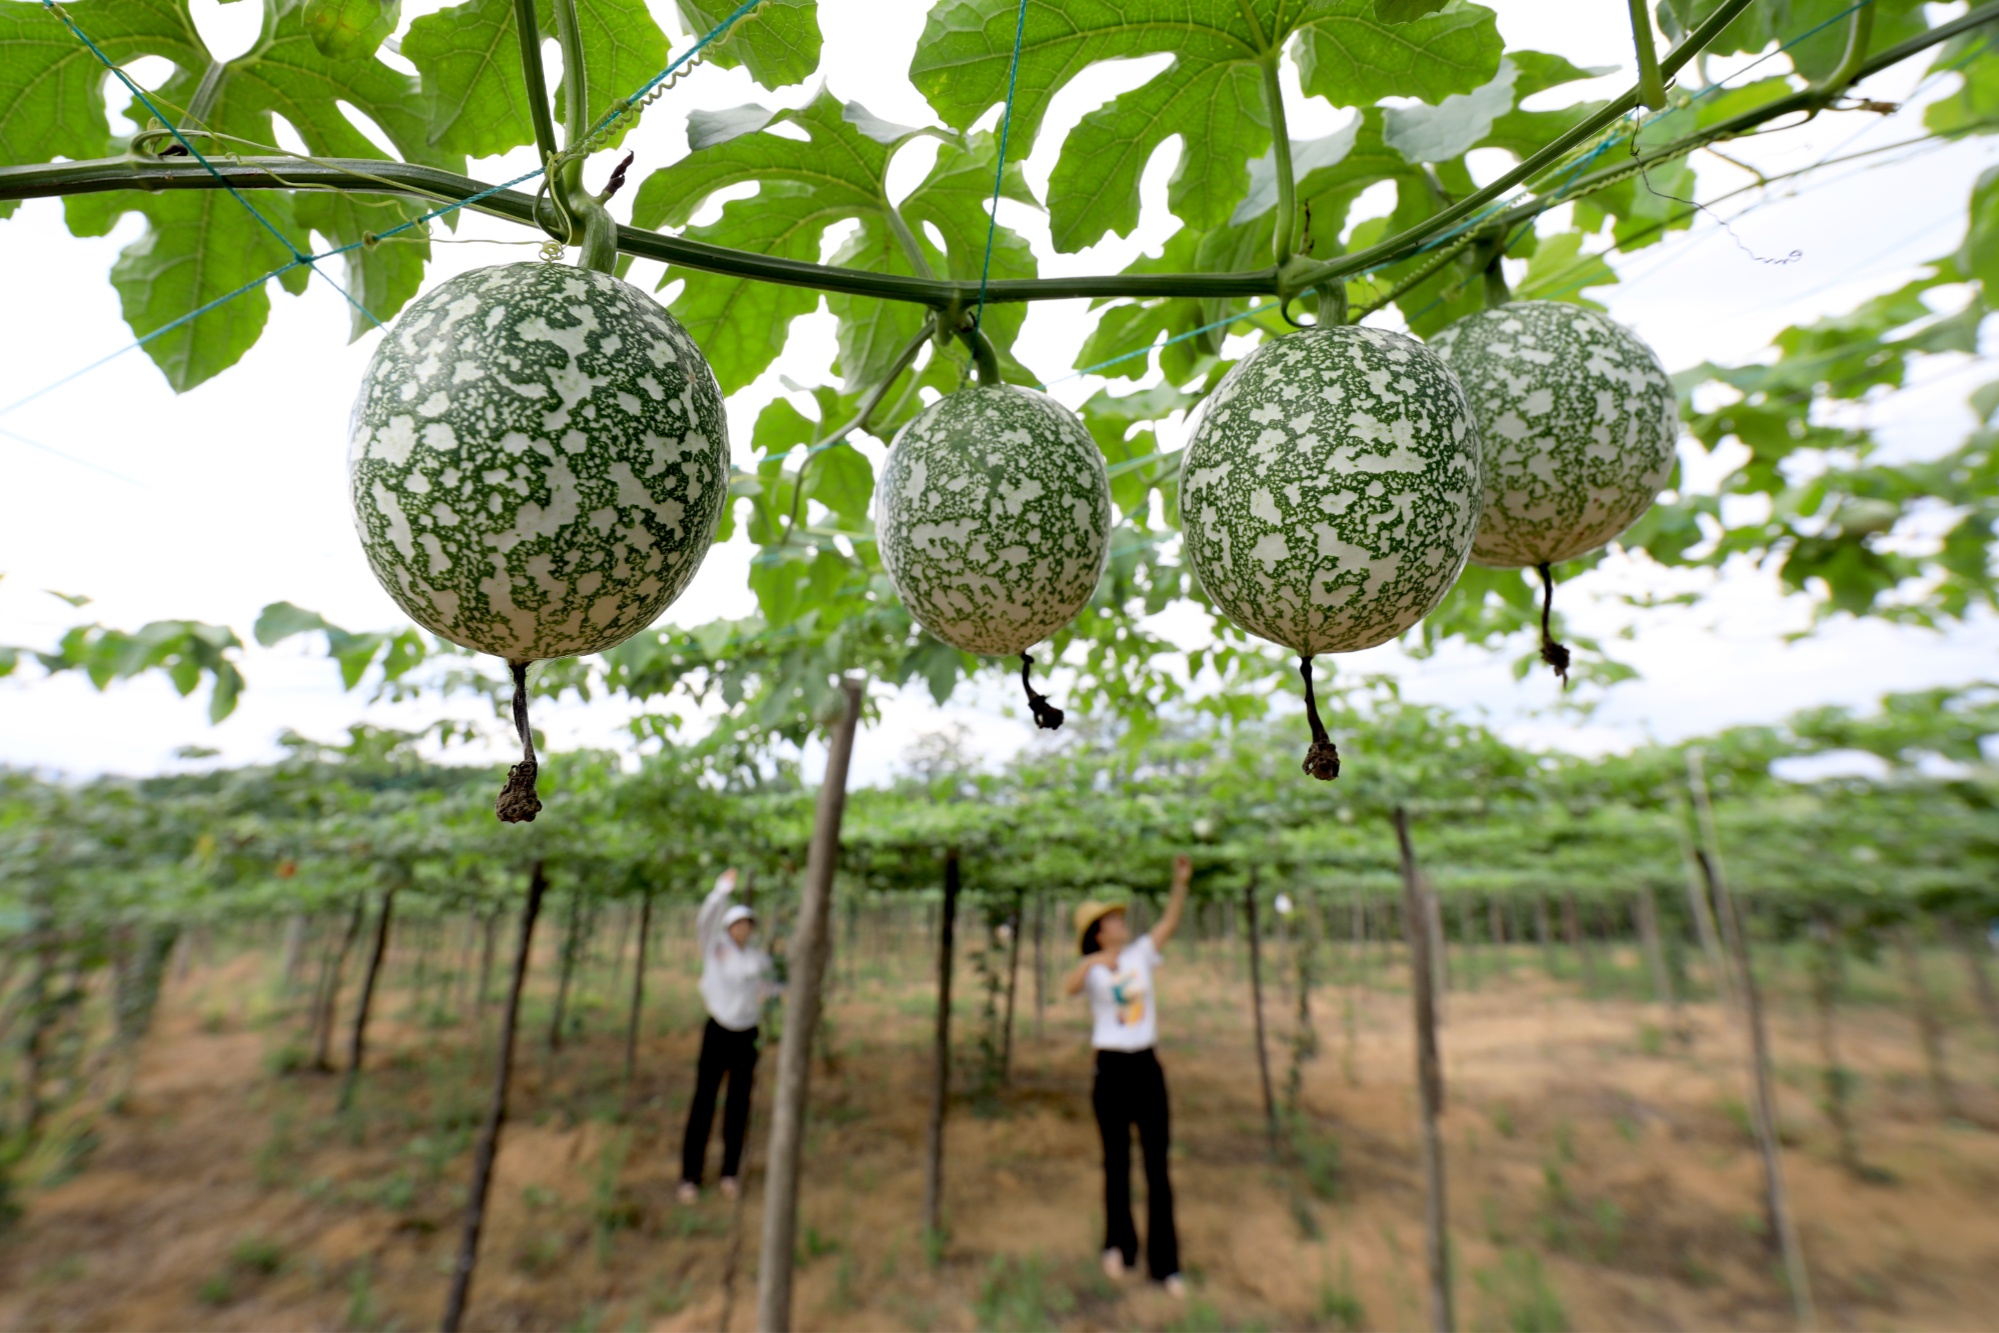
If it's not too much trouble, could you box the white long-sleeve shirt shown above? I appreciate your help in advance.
[695,874,779,1032]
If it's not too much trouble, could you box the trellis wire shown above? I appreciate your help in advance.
[1390,0,1884,332]
[0,0,1943,437]
[3,0,766,423]
[970,0,1032,344]
[39,0,380,330]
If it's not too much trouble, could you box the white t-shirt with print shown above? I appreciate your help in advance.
[1086,933,1162,1052]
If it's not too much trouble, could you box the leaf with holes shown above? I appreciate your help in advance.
[5,0,455,384]
[912,0,1500,253]
[401,0,666,157]
[671,0,821,89]
[633,89,1036,392]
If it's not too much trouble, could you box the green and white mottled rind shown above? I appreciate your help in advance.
[876,386,1111,657]
[348,263,728,662]
[1431,300,1677,569]
[1181,327,1483,656]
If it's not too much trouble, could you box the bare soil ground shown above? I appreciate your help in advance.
[2,921,1997,1332]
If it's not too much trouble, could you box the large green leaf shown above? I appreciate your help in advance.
[672,0,821,89]
[0,0,200,167]
[664,182,838,394]
[633,89,1038,391]
[401,0,666,157]
[912,0,1499,252]
[1292,0,1502,106]
[3,0,454,385]
[65,188,311,391]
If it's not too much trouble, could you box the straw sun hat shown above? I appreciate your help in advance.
[1072,900,1126,952]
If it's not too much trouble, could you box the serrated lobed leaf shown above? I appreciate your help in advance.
[673,0,821,90]
[401,0,666,157]
[913,0,1497,252]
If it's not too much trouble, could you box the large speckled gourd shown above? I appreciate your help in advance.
[1430,300,1676,682]
[349,262,728,816]
[875,385,1111,728]
[1180,326,1482,778]
[1431,301,1676,567]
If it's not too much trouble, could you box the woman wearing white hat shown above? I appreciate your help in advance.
[1063,852,1193,1295]
[678,869,780,1203]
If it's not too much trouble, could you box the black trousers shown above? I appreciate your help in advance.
[681,1018,758,1185]
[1092,1047,1180,1280]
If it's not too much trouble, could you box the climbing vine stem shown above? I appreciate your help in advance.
[1628,0,1667,110]
[550,0,618,274]
[4,0,1990,314]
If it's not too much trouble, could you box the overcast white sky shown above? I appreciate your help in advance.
[1,0,1994,786]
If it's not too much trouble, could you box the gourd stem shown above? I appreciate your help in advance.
[1478,235,1511,308]
[1536,563,1572,688]
[1628,0,1668,111]
[1019,652,1064,730]
[962,324,1002,385]
[496,661,543,823]
[1298,656,1340,782]
[1315,280,1348,327]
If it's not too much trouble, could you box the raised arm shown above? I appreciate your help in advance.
[1148,854,1193,951]
[693,868,739,951]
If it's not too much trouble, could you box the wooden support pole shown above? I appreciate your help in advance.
[1394,808,1453,1333]
[1688,750,1816,1331]
[1674,794,1734,1010]
[339,886,397,1113]
[312,897,365,1072]
[623,888,654,1094]
[1001,888,1023,1083]
[1893,922,1958,1119]
[1635,886,1674,1011]
[441,859,547,1333]
[756,677,864,1333]
[923,847,962,1239]
[1808,909,1863,1176]
[1244,871,1279,1156]
[1944,915,1999,1039]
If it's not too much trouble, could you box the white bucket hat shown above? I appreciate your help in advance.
[722,904,756,929]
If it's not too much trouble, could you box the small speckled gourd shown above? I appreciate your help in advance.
[1430,300,1677,569]
[875,385,1111,726]
[348,262,728,818]
[1180,326,1483,777]
[349,262,728,662]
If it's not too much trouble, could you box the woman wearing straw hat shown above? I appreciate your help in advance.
[678,868,781,1204]
[1064,852,1193,1296]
